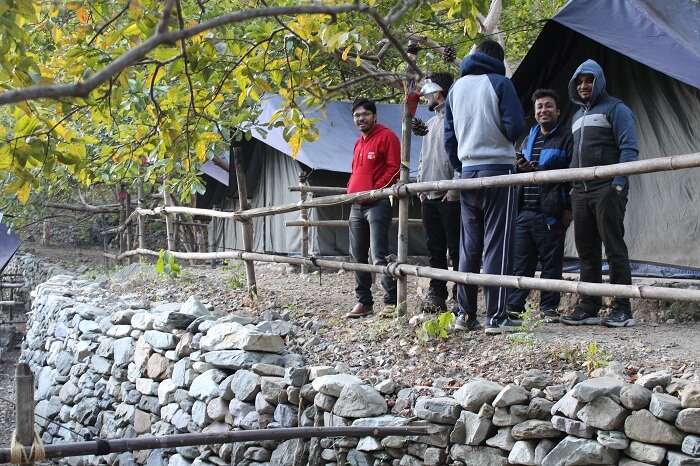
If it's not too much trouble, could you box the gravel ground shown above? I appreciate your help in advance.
[0,350,18,448]
[114,261,700,388]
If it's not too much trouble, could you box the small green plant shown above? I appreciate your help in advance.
[227,262,246,290]
[582,340,610,374]
[418,311,455,342]
[507,305,543,350]
[154,249,181,278]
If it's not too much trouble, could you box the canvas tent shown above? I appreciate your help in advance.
[201,95,432,257]
[511,0,700,271]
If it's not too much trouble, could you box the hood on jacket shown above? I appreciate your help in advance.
[568,59,607,107]
[460,52,506,77]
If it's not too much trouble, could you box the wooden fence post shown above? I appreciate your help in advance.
[15,363,35,465]
[298,172,310,274]
[232,143,257,296]
[396,98,412,316]
[163,191,176,251]
[137,175,146,253]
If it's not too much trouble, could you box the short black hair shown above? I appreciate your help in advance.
[428,72,454,95]
[351,97,376,115]
[475,39,505,62]
[531,88,560,108]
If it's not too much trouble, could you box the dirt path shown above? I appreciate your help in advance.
[0,350,18,448]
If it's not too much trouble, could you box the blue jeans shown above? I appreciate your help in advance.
[456,166,516,325]
[349,199,397,306]
[507,210,565,312]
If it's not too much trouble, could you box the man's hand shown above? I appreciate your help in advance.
[412,118,428,136]
[516,157,535,172]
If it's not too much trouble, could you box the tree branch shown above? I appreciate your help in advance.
[87,0,132,46]
[367,10,424,78]
[0,4,369,106]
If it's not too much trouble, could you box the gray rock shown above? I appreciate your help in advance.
[493,384,530,408]
[625,441,667,464]
[229,398,255,427]
[677,409,700,435]
[450,444,508,465]
[284,366,309,387]
[251,362,286,377]
[408,420,450,447]
[333,384,386,418]
[493,405,528,427]
[544,384,568,402]
[180,296,209,316]
[308,365,336,380]
[636,371,672,390]
[172,358,192,388]
[189,369,227,400]
[191,400,209,427]
[520,369,553,391]
[346,449,373,466]
[562,371,588,389]
[597,430,629,450]
[143,330,177,350]
[541,435,619,466]
[454,379,503,412]
[206,397,229,422]
[570,377,624,402]
[312,374,363,397]
[577,396,628,430]
[168,454,191,466]
[375,379,397,395]
[650,392,683,422]
[200,321,285,353]
[113,337,135,367]
[550,415,595,439]
[157,379,177,405]
[270,438,307,465]
[621,384,653,410]
[356,436,382,452]
[256,319,293,337]
[112,310,136,325]
[625,409,684,445]
[314,392,337,411]
[274,403,298,427]
[528,397,554,420]
[667,451,700,466]
[681,384,700,409]
[551,391,585,418]
[683,435,700,457]
[486,427,515,451]
[35,398,62,427]
[508,440,537,466]
[202,349,283,370]
[591,361,627,381]
[415,397,462,424]
[91,355,112,374]
[255,392,275,415]
[230,369,260,402]
[424,447,447,465]
[131,312,154,330]
[450,410,493,445]
[260,376,286,403]
[535,439,556,464]
[511,420,561,440]
[352,415,410,427]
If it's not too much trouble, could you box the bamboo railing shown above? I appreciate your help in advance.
[105,151,700,305]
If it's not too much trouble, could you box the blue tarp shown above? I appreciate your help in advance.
[553,0,700,89]
[250,94,432,175]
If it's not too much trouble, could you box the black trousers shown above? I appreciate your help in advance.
[349,199,397,306]
[572,186,632,312]
[421,199,460,300]
[507,210,565,312]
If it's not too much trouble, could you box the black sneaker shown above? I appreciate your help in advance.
[507,309,524,325]
[484,317,521,335]
[454,314,482,332]
[560,306,601,326]
[541,308,560,323]
[604,308,635,327]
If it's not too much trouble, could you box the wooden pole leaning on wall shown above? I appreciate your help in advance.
[13,363,40,465]
[232,143,257,296]
[137,168,146,254]
[396,101,412,316]
[298,172,310,274]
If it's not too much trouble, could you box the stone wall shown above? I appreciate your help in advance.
[22,275,700,466]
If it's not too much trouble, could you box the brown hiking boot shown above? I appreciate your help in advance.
[345,303,373,319]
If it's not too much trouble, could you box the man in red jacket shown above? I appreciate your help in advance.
[345,98,401,318]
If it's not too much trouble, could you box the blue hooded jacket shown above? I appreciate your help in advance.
[568,59,639,191]
[444,52,525,171]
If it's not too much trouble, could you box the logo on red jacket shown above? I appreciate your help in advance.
[367,151,376,160]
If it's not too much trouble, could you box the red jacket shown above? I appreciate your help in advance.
[347,124,401,194]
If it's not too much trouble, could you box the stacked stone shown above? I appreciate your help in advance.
[22,275,700,466]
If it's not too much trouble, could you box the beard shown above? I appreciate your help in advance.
[429,101,439,111]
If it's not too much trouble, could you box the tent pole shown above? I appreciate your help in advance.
[396,97,412,316]
[299,172,310,274]
[137,168,146,254]
[232,143,257,296]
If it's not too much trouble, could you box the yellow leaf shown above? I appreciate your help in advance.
[341,45,352,62]
[195,141,206,161]
[16,183,30,204]
[288,130,302,157]
[355,54,361,67]
[76,7,89,24]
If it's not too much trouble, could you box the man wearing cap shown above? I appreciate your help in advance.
[413,72,460,313]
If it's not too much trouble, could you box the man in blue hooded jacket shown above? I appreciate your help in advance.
[444,40,525,334]
[560,59,638,328]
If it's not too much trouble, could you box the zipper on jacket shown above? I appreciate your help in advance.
[578,106,589,192]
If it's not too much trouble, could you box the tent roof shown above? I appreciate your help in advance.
[552,0,700,89]
[250,94,432,175]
